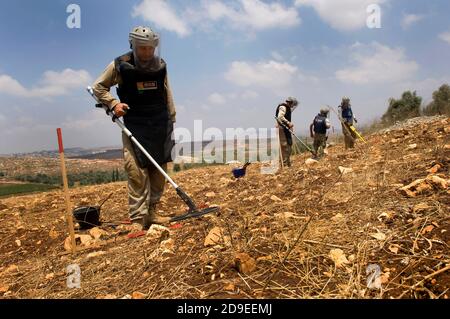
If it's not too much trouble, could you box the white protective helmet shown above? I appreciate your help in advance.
[129,26,160,48]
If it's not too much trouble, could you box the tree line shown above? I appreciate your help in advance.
[381,83,450,125]
[14,168,126,187]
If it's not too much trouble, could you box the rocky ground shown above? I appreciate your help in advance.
[0,116,448,299]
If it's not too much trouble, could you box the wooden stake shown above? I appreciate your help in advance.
[57,128,77,254]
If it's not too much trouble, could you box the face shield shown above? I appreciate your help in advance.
[132,41,163,72]
[287,97,299,112]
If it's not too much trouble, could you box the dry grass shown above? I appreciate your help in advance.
[0,116,448,299]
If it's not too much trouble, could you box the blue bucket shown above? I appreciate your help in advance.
[232,168,246,178]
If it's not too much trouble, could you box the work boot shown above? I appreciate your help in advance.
[144,204,171,227]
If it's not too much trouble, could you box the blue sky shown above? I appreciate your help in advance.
[0,0,449,154]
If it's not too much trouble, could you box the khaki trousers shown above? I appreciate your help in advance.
[122,133,167,222]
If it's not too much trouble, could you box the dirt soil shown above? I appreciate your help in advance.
[0,116,449,299]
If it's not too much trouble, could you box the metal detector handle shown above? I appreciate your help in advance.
[90,93,119,122]
[86,86,180,190]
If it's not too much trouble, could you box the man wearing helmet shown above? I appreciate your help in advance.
[339,97,358,149]
[276,97,299,167]
[310,108,331,159]
[92,26,176,231]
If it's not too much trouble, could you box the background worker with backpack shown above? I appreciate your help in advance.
[310,108,331,159]
[339,97,358,149]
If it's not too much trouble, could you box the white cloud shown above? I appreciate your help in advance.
[295,0,387,31]
[298,73,320,85]
[62,109,111,130]
[0,69,92,98]
[225,60,298,91]
[0,74,29,96]
[132,0,191,37]
[271,51,284,61]
[335,43,418,85]
[401,13,425,30]
[209,90,260,103]
[202,0,301,31]
[208,92,227,105]
[439,31,450,45]
[241,90,259,99]
[133,0,300,37]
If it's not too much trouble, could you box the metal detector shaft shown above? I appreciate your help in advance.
[87,86,180,190]
[87,86,215,218]
[274,116,314,153]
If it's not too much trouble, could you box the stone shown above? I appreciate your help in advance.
[305,158,319,166]
[401,175,448,197]
[132,291,146,299]
[89,227,108,240]
[234,253,257,275]
[427,164,441,174]
[412,203,431,214]
[270,195,282,202]
[204,227,226,247]
[49,228,59,240]
[400,178,431,197]
[86,251,107,259]
[97,294,117,299]
[329,249,349,268]
[0,285,9,293]
[146,225,170,242]
[331,213,344,221]
[370,232,386,241]
[64,234,93,252]
[4,265,19,274]
[160,238,175,252]
[426,175,448,189]
[377,211,395,223]
[224,283,235,291]
[275,212,296,219]
[45,273,55,280]
[338,166,353,175]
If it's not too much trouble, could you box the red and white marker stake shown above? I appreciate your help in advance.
[57,128,77,254]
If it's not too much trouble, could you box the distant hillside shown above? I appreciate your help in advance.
[70,149,123,160]
[9,146,122,159]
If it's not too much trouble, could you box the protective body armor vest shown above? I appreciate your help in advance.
[275,103,293,146]
[115,52,174,167]
[313,114,328,134]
